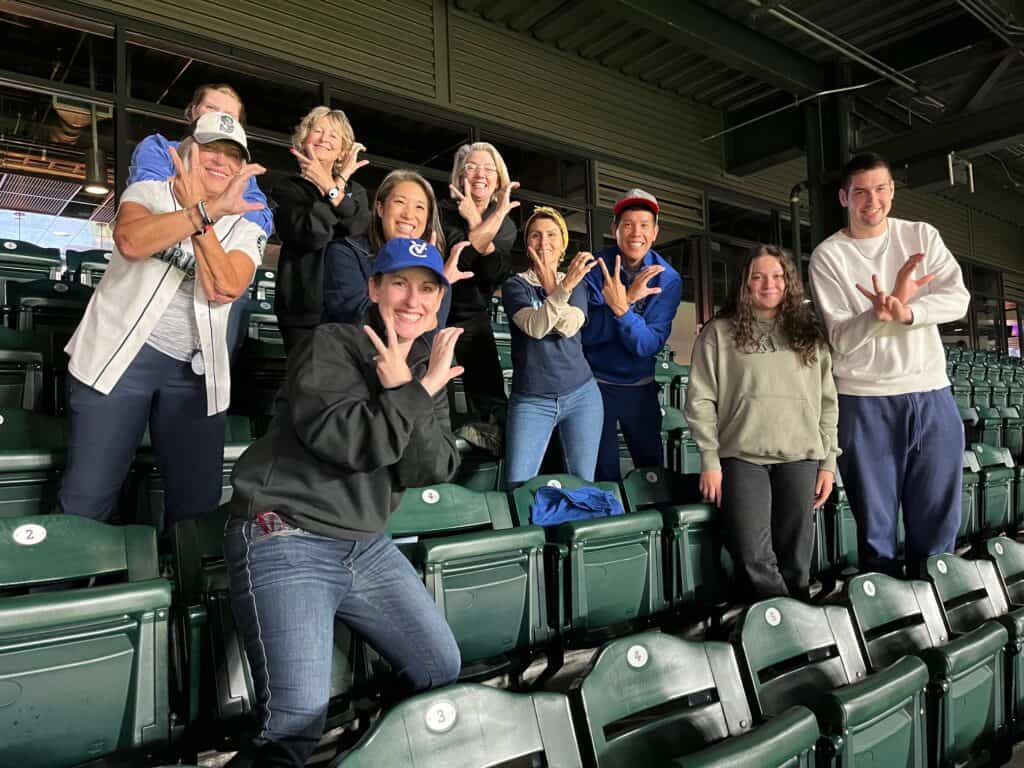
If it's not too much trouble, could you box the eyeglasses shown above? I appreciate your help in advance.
[464,162,498,176]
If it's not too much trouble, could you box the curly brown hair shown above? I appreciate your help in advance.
[715,244,825,366]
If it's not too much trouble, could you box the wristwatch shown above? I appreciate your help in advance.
[326,186,341,201]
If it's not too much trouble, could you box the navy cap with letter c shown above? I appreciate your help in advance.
[373,237,449,286]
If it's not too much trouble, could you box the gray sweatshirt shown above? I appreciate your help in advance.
[685,317,840,473]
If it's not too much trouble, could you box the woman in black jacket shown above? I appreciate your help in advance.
[273,105,370,352]
[441,142,519,450]
[226,236,464,763]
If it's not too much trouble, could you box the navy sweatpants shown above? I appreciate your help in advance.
[595,381,663,482]
[837,387,963,576]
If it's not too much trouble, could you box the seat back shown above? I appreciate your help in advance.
[388,483,514,537]
[0,515,170,767]
[621,465,700,512]
[740,597,866,718]
[0,408,66,517]
[846,573,946,670]
[511,473,622,527]
[971,443,1015,532]
[0,239,61,286]
[332,684,583,767]
[925,553,1003,633]
[984,536,1024,606]
[571,632,752,767]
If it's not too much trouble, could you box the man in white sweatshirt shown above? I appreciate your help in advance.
[810,152,970,577]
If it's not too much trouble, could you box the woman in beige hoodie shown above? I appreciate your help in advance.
[685,245,839,599]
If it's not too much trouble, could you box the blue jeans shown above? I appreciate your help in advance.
[505,379,603,488]
[59,343,225,525]
[225,514,461,763]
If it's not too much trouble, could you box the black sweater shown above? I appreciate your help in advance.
[273,175,370,329]
[439,199,517,322]
[229,308,461,539]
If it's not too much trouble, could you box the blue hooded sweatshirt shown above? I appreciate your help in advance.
[581,246,682,385]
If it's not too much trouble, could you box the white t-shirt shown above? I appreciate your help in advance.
[809,218,970,397]
[65,180,262,414]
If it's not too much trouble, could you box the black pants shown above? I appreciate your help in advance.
[452,311,507,425]
[719,458,818,599]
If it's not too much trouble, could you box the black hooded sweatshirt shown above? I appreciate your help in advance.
[230,306,460,539]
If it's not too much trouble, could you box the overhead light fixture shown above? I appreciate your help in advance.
[84,142,109,196]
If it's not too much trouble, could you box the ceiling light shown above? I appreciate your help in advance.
[84,143,109,196]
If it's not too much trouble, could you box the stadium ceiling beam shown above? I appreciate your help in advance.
[858,94,1024,164]
[595,0,825,95]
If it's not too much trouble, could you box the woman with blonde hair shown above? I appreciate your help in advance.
[502,206,601,487]
[441,142,520,451]
[273,105,370,352]
[685,244,839,599]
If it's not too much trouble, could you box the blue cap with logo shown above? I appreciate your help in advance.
[373,237,449,286]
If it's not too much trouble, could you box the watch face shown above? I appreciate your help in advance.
[328,187,340,199]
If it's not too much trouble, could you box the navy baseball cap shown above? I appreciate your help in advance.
[373,237,449,286]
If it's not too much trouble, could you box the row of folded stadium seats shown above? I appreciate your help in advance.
[9,504,1024,767]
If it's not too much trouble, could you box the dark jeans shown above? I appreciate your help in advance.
[595,381,663,482]
[838,388,963,577]
[225,515,461,764]
[59,344,225,525]
[719,458,818,599]
[452,311,507,425]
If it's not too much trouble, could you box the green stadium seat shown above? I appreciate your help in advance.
[451,437,503,491]
[660,405,700,474]
[991,376,1010,409]
[0,327,43,410]
[654,358,689,408]
[330,683,584,767]
[826,468,858,572]
[0,515,171,767]
[925,552,1024,728]
[740,597,929,768]
[6,278,92,414]
[250,267,276,301]
[243,298,281,343]
[977,406,1004,447]
[64,247,112,286]
[230,337,286,437]
[971,443,1016,533]
[1002,406,1023,462]
[845,573,1007,766]
[172,504,357,726]
[387,483,550,666]
[0,408,67,517]
[131,414,253,533]
[569,631,819,768]
[0,239,62,291]
[962,450,981,544]
[511,474,666,636]
[621,466,728,610]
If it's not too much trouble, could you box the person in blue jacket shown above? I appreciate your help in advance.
[582,188,682,481]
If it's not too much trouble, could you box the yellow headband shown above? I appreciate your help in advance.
[525,206,569,253]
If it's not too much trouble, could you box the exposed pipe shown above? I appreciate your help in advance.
[744,0,920,94]
[789,182,806,259]
[957,0,1024,39]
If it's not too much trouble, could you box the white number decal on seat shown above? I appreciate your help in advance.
[12,524,47,546]
[424,700,457,733]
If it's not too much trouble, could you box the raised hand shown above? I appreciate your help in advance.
[598,254,630,317]
[699,470,722,507]
[206,162,267,219]
[290,145,334,197]
[527,245,558,295]
[444,241,474,285]
[856,274,913,324]
[813,470,834,510]
[169,143,204,210]
[338,141,369,183]
[626,264,665,304]
[496,181,521,218]
[891,252,936,305]
[449,177,481,227]
[561,250,598,293]
[363,307,413,389]
[420,326,465,396]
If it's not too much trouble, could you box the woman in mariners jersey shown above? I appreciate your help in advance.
[60,111,264,526]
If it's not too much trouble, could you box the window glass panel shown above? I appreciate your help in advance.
[971,265,1000,296]
[129,44,319,136]
[0,85,114,253]
[331,97,471,172]
[487,140,588,204]
[939,318,971,349]
[1,8,114,91]
[1005,301,1019,358]
[973,296,1002,352]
